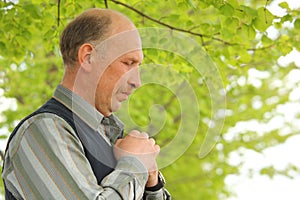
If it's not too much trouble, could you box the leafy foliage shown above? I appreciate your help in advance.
[0,0,300,199]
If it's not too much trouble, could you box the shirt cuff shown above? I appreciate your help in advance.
[143,188,165,200]
[115,156,148,185]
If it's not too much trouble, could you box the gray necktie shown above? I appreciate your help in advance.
[101,116,124,144]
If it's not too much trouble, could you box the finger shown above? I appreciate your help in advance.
[153,144,160,154]
[128,130,141,138]
[148,138,156,146]
[140,132,149,139]
[114,139,123,146]
[128,130,149,139]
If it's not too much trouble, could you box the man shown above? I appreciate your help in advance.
[2,8,170,199]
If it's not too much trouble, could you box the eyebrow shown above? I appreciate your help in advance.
[123,56,143,64]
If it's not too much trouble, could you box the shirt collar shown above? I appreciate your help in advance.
[52,85,105,130]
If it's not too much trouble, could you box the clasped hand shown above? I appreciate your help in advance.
[114,130,160,187]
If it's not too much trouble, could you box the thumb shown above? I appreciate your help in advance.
[114,138,123,146]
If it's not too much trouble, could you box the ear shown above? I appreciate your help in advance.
[78,43,93,72]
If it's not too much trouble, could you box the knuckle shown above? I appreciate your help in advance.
[140,132,149,138]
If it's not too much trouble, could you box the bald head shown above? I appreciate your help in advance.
[60,8,136,67]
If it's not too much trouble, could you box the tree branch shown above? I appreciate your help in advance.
[109,0,275,51]
[104,0,108,9]
[110,0,235,46]
[57,0,61,26]
[247,44,276,51]
[0,150,4,162]
[264,0,270,24]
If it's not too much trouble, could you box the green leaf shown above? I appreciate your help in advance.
[0,42,6,53]
[262,35,273,45]
[281,14,293,23]
[279,2,289,9]
[187,0,197,10]
[280,43,293,55]
[273,22,282,29]
[260,166,275,178]
[198,1,209,9]
[23,4,42,19]
[0,135,7,139]
[294,18,300,29]
[239,23,256,41]
[240,5,257,18]
[239,49,252,63]
[168,14,180,21]
[236,5,257,25]
[253,7,274,32]
[221,27,233,40]
[226,0,239,8]
[220,3,235,17]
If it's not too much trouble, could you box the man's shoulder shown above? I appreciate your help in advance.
[7,112,76,156]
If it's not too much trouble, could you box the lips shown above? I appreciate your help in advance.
[119,91,131,101]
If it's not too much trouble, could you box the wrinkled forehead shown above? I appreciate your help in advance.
[94,29,142,62]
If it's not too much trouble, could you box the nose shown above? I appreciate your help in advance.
[128,67,141,89]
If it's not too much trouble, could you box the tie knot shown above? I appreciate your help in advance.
[101,117,110,126]
[101,116,123,144]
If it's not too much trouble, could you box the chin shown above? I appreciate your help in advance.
[111,101,122,113]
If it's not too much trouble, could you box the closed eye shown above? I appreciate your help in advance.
[123,61,134,65]
[122,60,140,66]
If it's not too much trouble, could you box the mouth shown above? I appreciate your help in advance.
[119,91,132,101]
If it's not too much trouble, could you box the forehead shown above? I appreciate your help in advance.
[95,29,142,62]
[119,50,144,61]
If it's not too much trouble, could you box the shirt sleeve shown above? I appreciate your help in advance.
[142,173,171,200]
[143,189,166,200]
[3,113,148,200]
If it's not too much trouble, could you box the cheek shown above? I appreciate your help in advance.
[98,63,129,93]
[98,69,121,95]
[109,66,128,87]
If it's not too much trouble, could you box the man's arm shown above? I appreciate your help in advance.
[3,114,148,199]
[143,172,171,200]
[114,131,171,200]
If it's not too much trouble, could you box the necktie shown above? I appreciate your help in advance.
[101,116,124,144]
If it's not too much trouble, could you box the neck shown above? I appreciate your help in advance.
[61,65,78,91]
[61,68,97,108]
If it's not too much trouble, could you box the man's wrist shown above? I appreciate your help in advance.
[115,156,148,184]
[145,172,165,192]
[145,170,158,187]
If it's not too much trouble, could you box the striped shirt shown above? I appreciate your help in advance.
[2,85,166,200]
